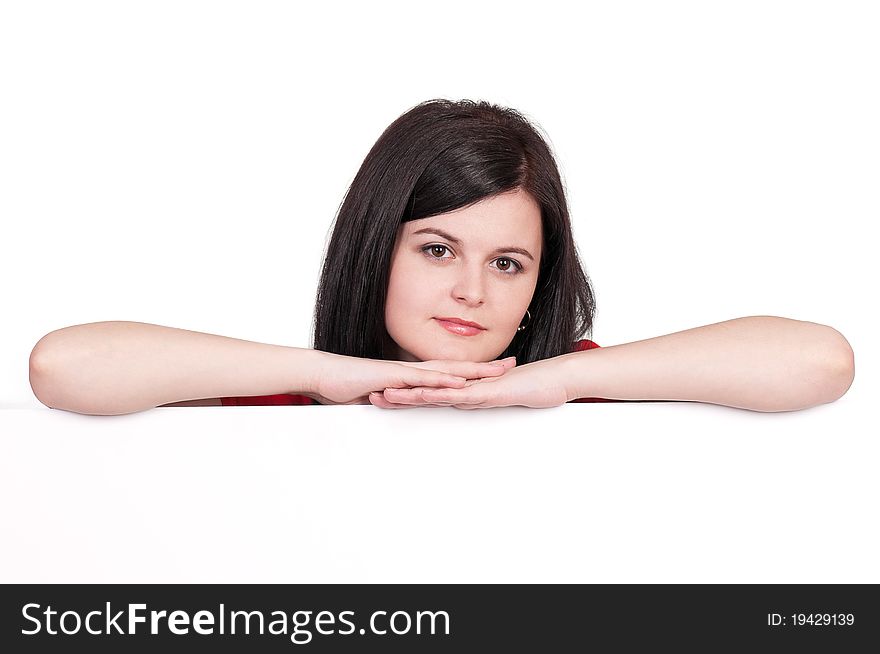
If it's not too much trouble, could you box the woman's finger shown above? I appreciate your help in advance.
[371,390,487,410]
[412,372,466,389]
[387,360,515,400]
[382,385,480,406]
[369,392,448,409]
[398,369,471,390]
[402,357,516,380]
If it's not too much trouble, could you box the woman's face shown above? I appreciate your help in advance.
[384,188,543,362]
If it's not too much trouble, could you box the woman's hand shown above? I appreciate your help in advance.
[368,356,573,410]
[304,352,518,405]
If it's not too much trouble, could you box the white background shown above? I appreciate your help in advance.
[2,401,875,583]
[1,1,877,582]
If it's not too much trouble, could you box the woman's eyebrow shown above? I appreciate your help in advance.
[410,228,535,261]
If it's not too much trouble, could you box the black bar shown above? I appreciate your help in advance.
[1,584,876,651]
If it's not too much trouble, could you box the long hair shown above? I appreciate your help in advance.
[311,98,596,363]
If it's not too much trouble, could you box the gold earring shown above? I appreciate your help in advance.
[517,309,531,332]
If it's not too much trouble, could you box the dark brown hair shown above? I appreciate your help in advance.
[312,98,596,363]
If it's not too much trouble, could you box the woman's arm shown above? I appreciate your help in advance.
[28,321,324,415]
[368,316,854,412]
[559,316,855,412]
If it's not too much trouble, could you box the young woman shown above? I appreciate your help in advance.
[28,99,855,415]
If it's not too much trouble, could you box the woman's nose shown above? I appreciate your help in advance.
[452,264,486,305]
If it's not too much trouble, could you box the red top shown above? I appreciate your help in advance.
[220,339,616,406]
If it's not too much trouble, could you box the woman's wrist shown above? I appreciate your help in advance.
[557,351,595,402]
[283,346,332,397]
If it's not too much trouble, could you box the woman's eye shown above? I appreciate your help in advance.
[492,258,524,274]
[421,245,523,275]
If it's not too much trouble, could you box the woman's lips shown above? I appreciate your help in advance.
[435,318,485,337]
